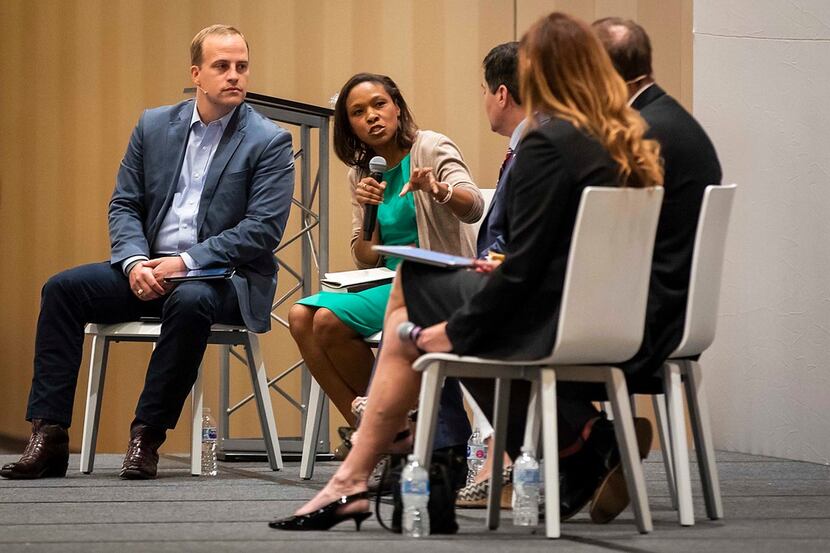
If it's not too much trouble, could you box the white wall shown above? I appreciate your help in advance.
[694,0,830,464]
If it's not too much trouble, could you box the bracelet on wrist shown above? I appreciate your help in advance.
[433,183,453,204]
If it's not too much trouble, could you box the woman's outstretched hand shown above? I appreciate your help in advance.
[401,167,443,197]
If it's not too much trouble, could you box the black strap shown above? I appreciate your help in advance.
[375,455,397,533]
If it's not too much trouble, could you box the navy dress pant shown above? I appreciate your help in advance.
[26,262,242,430]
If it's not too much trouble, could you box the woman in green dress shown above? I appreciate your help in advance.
[288,73,483,426]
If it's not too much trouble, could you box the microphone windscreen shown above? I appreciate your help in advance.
[397,321,416,342]
[369,156,388,175]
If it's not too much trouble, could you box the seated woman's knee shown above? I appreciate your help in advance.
[312,308,353,347]
[288,304,315,339]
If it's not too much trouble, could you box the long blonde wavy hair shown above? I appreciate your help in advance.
[519,12,663,188]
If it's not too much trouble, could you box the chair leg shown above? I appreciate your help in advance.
[244,334,283,470]
[80,336,109,475]
[191,363,204,476]
[218,345,231,450]
[652,393,679,509]
[538,370,560,538]
[461,383,495,438]
[664,363,694,525]
[603,401,614,420]
[300,377,325,480]
[683,359,723,520]
[522,381,542,453]
[605,368,652,533]
[412,362,446,470]
[487,377,511,531]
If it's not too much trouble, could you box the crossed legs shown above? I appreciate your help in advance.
[292,276,420,515]
[288,305,375,426]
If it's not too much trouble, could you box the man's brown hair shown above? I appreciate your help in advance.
[592,17,652,82]
[190,24,249,66]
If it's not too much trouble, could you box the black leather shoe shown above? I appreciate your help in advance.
[559,466,599,520]
[0,419,69,479]
[589,417,652,523]
[119,422,166,480]
[558,416,623,520]
[269,492,372,531]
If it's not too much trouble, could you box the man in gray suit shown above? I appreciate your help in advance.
[1,25,294,480]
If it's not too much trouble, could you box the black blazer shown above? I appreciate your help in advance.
[446,117,621,360]
[622,84,722,384]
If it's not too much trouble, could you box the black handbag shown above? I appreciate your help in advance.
[374,445,468,535]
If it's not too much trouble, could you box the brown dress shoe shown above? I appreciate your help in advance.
[119,422,166,480]
[0,419,69,479]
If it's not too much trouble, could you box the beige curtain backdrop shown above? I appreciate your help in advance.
[0,0,691,454]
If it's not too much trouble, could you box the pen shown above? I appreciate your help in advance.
[486,252,505,262]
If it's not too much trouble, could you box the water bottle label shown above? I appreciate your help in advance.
[202,426,217,441]
[401,480,430,495]
[466,444,488,460]
[515,468,540,485]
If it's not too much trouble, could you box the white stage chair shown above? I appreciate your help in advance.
[411,186,664,538]
[648,184,736,525]
[81,321,283,476]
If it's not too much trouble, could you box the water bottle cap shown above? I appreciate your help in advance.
[202,408,211,414]
[520,446,535,455]
[406,454,418,462]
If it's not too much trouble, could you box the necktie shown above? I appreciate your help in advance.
[498,148,514,182]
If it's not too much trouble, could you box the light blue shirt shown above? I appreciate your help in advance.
[121,104,236,275]
[509,117,528,152]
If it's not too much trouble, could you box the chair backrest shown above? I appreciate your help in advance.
[550,186,664,364]
[471,188,497,237]
[671,184,737,357]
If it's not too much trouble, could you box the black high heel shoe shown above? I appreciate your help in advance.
[269,491,372,531]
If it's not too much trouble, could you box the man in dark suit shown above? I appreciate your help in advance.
[477,41,526,258]
[575,16,723,521]
[452,41,528,507]
[1,24,294,480]
[593,17,723,384]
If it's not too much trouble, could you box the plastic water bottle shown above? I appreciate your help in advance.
[401,454,430,537]
[513,447,540,527]
[201,408,218,476]
[466,428,487,485]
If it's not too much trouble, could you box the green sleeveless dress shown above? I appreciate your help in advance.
[296,154,418,336]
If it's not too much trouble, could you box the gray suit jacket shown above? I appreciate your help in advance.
[108,99,294,333]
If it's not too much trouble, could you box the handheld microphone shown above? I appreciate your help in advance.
[363,156,387,240]
[397,321,422,345]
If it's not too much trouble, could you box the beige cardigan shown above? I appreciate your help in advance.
[348,130,483,269]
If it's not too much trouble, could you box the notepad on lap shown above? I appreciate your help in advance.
[320,267,396,293]
[166,267,235,282]
[372,245,475,268]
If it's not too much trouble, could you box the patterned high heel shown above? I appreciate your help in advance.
[268,491,372,531]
